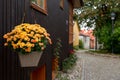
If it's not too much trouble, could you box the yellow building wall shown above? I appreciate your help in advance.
[73,21,80,46]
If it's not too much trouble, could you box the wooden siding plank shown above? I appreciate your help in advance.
[17,0,22,24]
[3,0,7,80]
[0,0,3,79]
[7,1,12,80]
[11,0,16,79]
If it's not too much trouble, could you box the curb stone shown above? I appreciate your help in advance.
[85,51,120,58]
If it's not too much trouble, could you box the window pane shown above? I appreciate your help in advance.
[31,0,44,9]
[60,0,64,9]
[31,0,47,15]
[40,0,44,8]
[37,0,44,8]
[31,0,37,4]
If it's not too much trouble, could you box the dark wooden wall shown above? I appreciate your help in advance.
[0,0,70,80]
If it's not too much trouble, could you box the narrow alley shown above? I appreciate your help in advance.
[78,50,120,80]
[56,50,120,80]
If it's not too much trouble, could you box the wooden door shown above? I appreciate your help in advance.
[30,64,46,80]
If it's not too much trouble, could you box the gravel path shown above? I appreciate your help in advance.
[55,50,120,80]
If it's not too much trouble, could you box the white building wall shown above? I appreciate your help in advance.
[79,36,90,49]
[84,36,90,49]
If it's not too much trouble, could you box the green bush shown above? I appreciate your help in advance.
[111,27,120,53]
[62,54,77,72]
[73,45,79,50]
[79,40,84,49]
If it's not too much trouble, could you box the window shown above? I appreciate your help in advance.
[31,0,47,15]
[60,0,64,9]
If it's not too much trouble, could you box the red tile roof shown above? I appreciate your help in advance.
[80,29,95,40]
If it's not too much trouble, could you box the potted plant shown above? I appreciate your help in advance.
[3,23,52,67]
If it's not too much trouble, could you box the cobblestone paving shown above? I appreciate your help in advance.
[55,50,120,80]
[78,50,120,80]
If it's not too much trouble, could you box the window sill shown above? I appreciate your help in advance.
[31,2,48,15]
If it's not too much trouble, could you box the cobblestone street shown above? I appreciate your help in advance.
[56,50,120,80]
[78,50,120,80]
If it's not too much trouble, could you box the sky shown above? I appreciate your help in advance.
[80,22,95,30]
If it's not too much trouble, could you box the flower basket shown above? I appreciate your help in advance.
[19,51,43,67]
[3,23,52,67]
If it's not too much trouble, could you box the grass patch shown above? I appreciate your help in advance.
[73,45,80,50]
[88,50,120,57]
[89,50,108,54]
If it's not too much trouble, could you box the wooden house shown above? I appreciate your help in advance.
[0,0,83,80]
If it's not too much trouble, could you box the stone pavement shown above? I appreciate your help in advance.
[78,50,120,80]
[55,50,120,80]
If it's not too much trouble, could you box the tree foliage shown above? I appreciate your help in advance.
[74,0,120,53]
[111,25,120,53]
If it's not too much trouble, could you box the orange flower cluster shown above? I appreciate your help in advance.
[3,23,52,54]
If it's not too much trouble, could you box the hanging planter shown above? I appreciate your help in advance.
[19,51,43,67]
[3,23,52,67]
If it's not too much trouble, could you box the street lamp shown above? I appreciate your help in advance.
[111,12,116,53]
[111,12,116,20]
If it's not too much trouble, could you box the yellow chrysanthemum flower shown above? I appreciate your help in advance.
[41,47,45,50]
[26,42,33,47]
[3,34,8,39]
[12,44,18,49]
[4,43,8,46]
[39,43,44,46]
[25,47,31,52]
[24,37,30,41]
[3,23,52,54]
[19,42,25,48]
